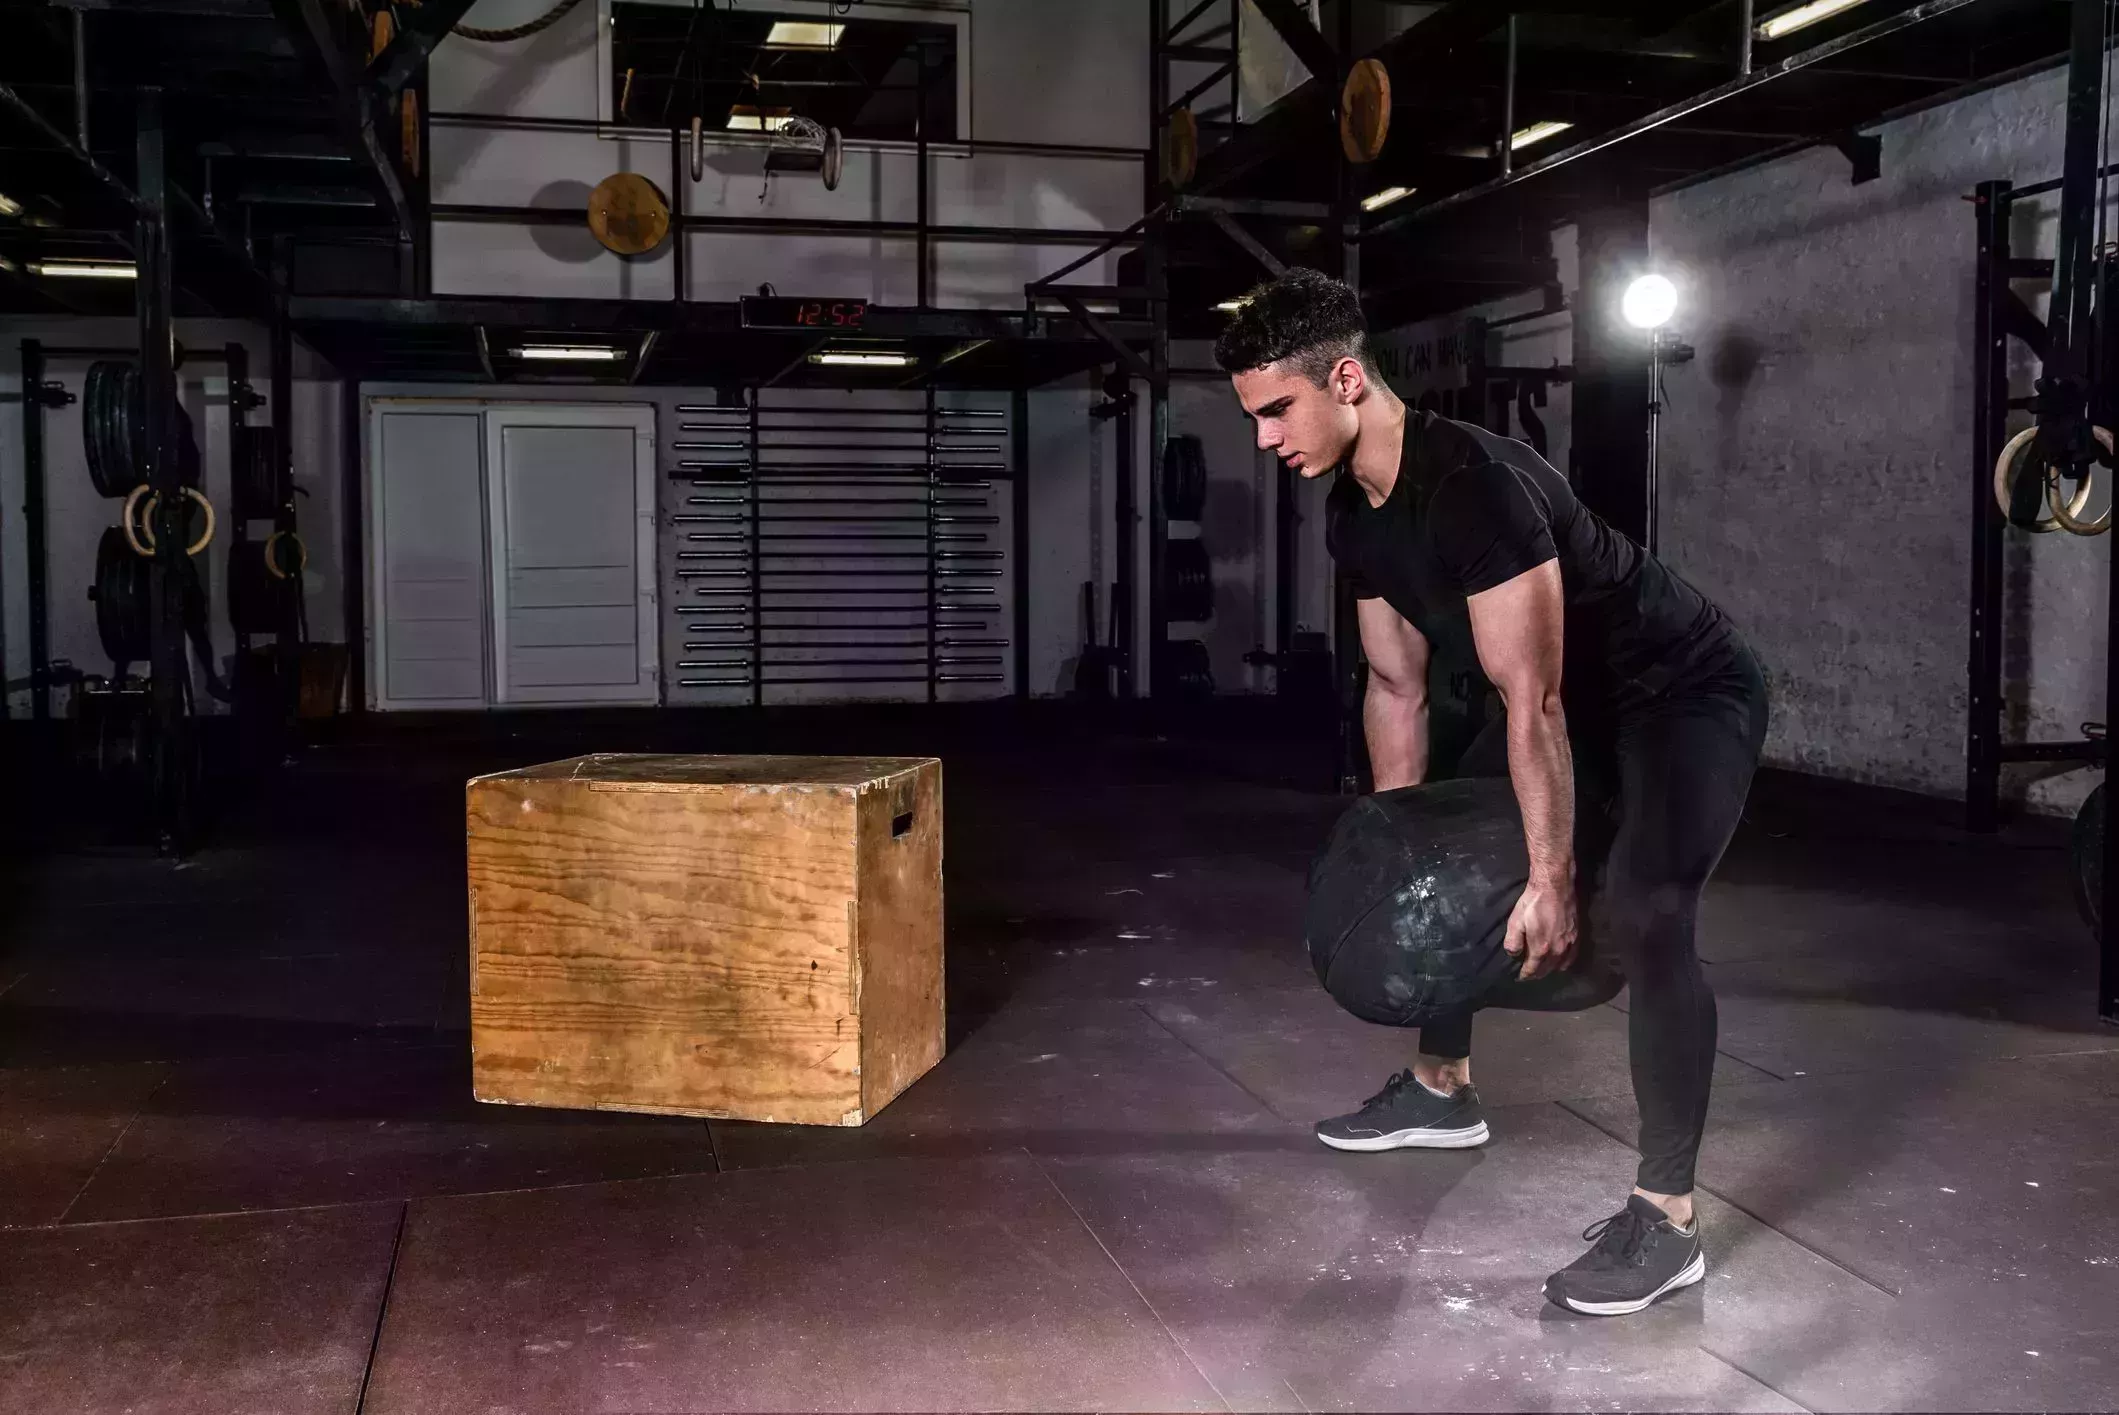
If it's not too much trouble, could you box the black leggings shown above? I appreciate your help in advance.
[1418,645,1769,1196]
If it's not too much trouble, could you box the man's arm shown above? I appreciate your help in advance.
[1357,597,1431,791]
[1465,559,1576,979]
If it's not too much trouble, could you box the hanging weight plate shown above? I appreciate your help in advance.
[1165,537,1215,623]
[1167,638,1215,700]
[1163,435,1207,521]
[93,526,152,664]
[83,360,143,498]
[822,126,844,191]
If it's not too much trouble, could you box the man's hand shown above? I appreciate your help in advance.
[1503,876,1578,980]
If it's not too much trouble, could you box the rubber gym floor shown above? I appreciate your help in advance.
[1,702,2114,1413]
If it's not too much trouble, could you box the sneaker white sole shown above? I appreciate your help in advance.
[1316,1120,1491,1152]
[1555,1249,1707,1316]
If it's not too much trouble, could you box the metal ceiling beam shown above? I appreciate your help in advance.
[1364,0,1993,236]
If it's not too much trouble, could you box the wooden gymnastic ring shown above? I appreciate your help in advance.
[124,485,217,557]
[263,530,308,580]
[2048,425,2115,535]
[1995,425,2095,532]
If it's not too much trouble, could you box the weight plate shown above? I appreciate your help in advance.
[93,526,152,664]
[1165,536,1214,623]
[2073,782,2104,930]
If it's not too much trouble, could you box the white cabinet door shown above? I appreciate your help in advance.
[371,408,489,709]
[484,406,659,704]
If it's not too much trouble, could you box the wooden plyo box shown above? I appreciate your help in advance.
[466,754,944,1127]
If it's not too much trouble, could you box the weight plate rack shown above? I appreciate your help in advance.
[667,390,1017,704]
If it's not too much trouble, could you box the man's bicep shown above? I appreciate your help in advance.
[1358,598,1430,695]
[1464,560,1565,702]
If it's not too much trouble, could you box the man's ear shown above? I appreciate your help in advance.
[1333,355,1369,405]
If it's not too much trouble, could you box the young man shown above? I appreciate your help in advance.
[1218,268,1768,1317]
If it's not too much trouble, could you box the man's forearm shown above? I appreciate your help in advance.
[1365,680,1429,791]
[1504,695,1574,889]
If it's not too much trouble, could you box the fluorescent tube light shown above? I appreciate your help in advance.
[514,345,625,361]
[765,20,842,47]
[1756,0,1871,41]
[0,192,21,219]
[1510,121,1574,152]
[727,107,795,132]
[1360,185,1415,213]
[32,260,135,279]
[810,351,915,368]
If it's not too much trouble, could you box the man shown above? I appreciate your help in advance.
[1218,268,1767,1317]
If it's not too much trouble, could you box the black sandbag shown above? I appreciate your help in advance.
[1306,777,1620,1028]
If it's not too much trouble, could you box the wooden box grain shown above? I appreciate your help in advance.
[466,754,944,1126]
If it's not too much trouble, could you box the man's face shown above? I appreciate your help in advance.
[1231,358,1360,478]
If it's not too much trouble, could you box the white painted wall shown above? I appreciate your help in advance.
[430,0,1148,306]
[0,319,344,718]
[1650,60,2109,812]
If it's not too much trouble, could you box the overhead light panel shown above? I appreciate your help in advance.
[727,106,795,132]
[1510,121,1574,152]
[765,20,843,47]
[514,345,625,361]
[1756,0,1871,40]
[0,192,21,219]
[810,350,915,368]
[32,260,136,279]
[1360,185,1415,213]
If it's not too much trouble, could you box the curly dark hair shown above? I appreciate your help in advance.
[1212,266,1374,385]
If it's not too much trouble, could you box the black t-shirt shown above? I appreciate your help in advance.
[1326,412,1737,725]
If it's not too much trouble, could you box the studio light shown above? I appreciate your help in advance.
[1360,185,1415,213]
[32,260,136,279]
[1622,274,1679,331]
[1756,0,1872,41]
[765,21,842,47]
[1510,121,1574,152]
[514,345,625,361]
[810,350,916,368]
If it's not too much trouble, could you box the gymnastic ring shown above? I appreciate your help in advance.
[262,529,308,580]
[2048,425,2115,535]
[123,485,217,557]
[690,115,704,183]
[1995,425,2096,531]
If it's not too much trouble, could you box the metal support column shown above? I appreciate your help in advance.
[228,341,254,668]
[1011,386,1030,700]
[1966,181,2008,833]
[1500,15,1518,178]
[340,378,365,716]
[1146,0,1171,703]
[916,48,931,309]
[270,285,301,722]
[137,89,191,851]
[20,341,52,722]
[1113,378,1137,698]
[925,384,939,704]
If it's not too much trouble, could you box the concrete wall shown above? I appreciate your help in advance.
[431,0,1148,306]
[0,321,344,718]
[1650,61,2106,812]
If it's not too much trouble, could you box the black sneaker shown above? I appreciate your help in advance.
[1543,1195,1707,1316]
[1313,1070,1490,1152]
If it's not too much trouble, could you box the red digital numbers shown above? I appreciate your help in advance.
[766,298,868,328]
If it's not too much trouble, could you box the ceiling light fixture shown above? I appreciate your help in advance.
[727,107,795,132]
[1510,121,1574,152]
[765,20,843,47]
[514,345,625,361]
[810,350,916,368]
[32,260,136,279]
[0,192,22,219]
[1756,0,1871,41]
[1213,297,1252,313]
[1360,185,1415,213]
